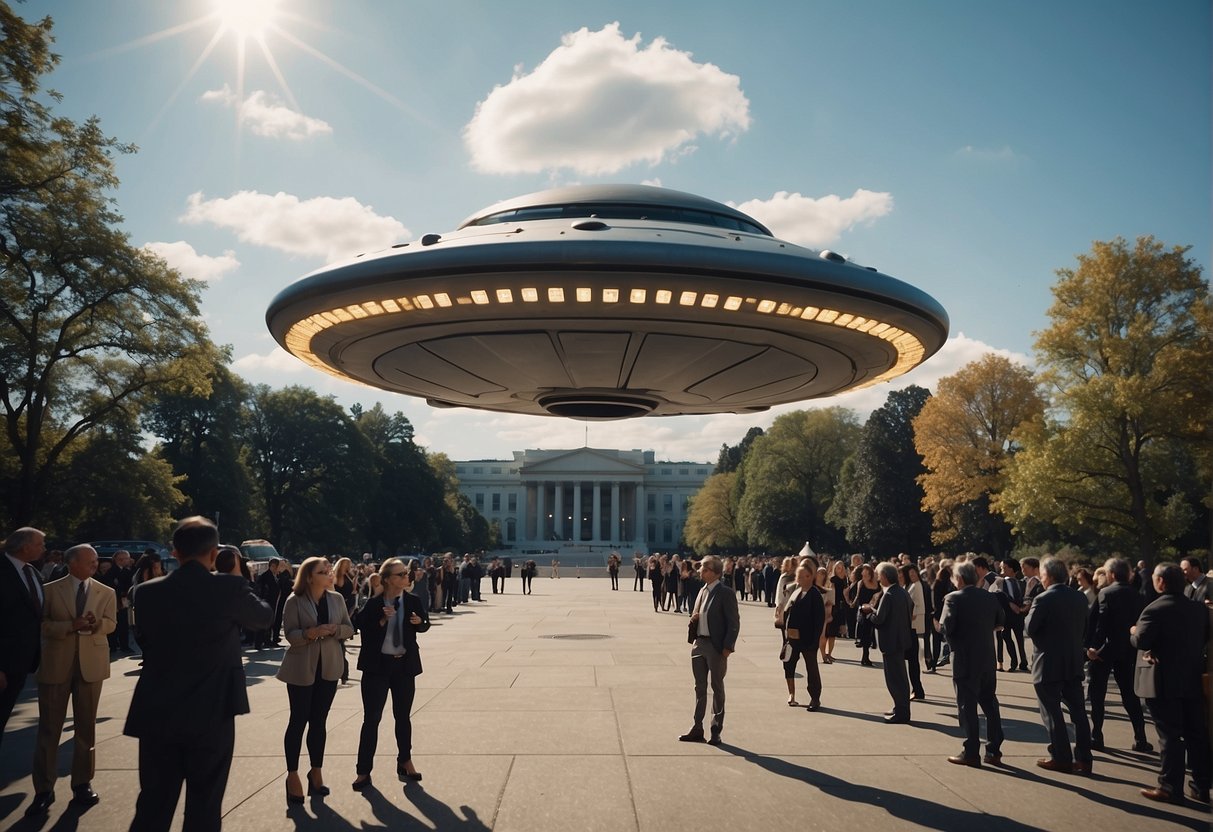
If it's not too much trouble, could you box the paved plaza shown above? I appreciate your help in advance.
[1,577,1207,831]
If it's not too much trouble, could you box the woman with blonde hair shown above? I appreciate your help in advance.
[817,565,837,663]
[278,557,354,803]
[773,557,798,626]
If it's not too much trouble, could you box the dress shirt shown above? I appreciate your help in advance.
[380,594,407,657]
[697,579,719,637]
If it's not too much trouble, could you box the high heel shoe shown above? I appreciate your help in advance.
[398,762,423,782]
[307,771,330,797]
[285,781,305,805]
[351,775,372,792]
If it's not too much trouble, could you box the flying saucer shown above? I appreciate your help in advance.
[266,184,948,419]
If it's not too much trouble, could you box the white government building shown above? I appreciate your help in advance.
[454,448,713,556]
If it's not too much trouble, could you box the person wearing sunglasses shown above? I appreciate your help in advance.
[351,557,431,791]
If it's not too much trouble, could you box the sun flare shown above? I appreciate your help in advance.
[213,0,280,40]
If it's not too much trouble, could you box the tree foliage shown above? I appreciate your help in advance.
[683,471,743,553]
[913,355,1045,555]
[737,408,860,553]
[714,426,764,474]
[999,236,1212,560]
[827,385,933,556]
[0,5,214,525]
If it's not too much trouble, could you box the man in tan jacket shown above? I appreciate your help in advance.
[26,544,116,817]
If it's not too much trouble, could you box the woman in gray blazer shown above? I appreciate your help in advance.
[277,557,354,804]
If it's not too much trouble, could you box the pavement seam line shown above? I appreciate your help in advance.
[490,754,516,828]
[612,687,643,832]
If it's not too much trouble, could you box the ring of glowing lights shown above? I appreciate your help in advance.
[266,185,948,419]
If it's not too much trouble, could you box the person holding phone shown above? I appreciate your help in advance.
[351,557,431,791]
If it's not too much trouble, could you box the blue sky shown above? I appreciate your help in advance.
[24,0,1212,461]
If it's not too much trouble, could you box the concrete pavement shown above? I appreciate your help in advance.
[0,576,1206,831]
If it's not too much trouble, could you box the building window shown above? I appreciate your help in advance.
[647,493,656,513]
[506,518,516,542]
[648,521,657,542]
[679,468,688,475]
[491,467,502,474]
[474,493,484,510]
[663,494,673,511]
[456,466,466,474]
[697,468,708,475]
[663,519,673,543]
[661,468,671,475]
[472,466,483,474]
[507,493,517,512]
[491,493,501,511]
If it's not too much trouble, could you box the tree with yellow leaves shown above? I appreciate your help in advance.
[912,355,1045,555]
[999,236,1211,562]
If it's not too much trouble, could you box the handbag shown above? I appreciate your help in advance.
[779,641,794,662]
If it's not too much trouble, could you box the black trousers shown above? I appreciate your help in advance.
[356,661,417,775]
[1034,677,1092,764]
[0,670,29,754]
[905,635,924,697]
[882,649,911,719]
[129,720,235,832]
[491,575,501,593]
[634,572,643,591]
[955,670,1003,758]
[284,678,338,771]
[609,571,619,590]
[997,617,1027,668]
[1088,656,1147,737]
[782,639,822,703]
[110,606,131,650]
[1147,696,1211,793]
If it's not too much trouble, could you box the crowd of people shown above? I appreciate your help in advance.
[652,547,1211,810]
[3,521,1210,826]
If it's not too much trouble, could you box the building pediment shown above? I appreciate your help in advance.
[521,448,645,478]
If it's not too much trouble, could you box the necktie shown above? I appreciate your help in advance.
[392,596,402,648]
[24,565,42,619]
[76,580,86,617]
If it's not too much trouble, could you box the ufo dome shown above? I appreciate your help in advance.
[266,184,948,419]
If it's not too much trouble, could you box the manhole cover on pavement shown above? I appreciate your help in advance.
[540,634,613,640]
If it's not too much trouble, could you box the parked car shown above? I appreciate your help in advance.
[240,539,284,577]
[89,540,175,572]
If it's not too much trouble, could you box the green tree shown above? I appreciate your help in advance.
[0,5,214,526]
[143,362,261,541]
[714,426,764,474]
[428,452,493,552]
[684,471,743,553]
[737,408,860,552]
[243,385,372,556]
[1000,236,1212,561]
[913,355,1045,556]
[827,385,933,556]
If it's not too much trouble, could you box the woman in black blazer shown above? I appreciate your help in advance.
[352,558,430,791]
[782,565,826,709]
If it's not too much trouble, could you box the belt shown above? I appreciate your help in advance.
[387,653,406,659]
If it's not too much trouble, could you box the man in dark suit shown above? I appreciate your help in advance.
[1181,557,1211,605]
[862,562,914,724]
[1086,557,1151,752]
[763,559,778,607]
[940,560,1005,766]
[1132,563,1211,806]
[680,555,740,745]
[255,558,282,649]
[1,527,47,752]
[1025,556,1093,774]
[125,517,273,832]
[352,557,431,788]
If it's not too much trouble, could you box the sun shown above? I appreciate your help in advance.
[213,0,281,40]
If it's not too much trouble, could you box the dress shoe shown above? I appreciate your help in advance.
[707,734,722,746]
[25,792,55,817]
[351,775,372,792]
[397,762,422,782]
[1089,733,1105,751]
[883,715,910,724]
[861,660,875,667]
[947,754,981,767]
[983,752,1003,766]
[1132,738,1155,753]
[910,692,925,701]
[1140,786,1183,805]
[1186,783,1210,804]
[1072,761,1092,775]
[307,772,331,796]
[806,701,820,712]
[678,730,706,743]
[1036,758,1073,773]
[71,783,100,806]
[285,782,305,805]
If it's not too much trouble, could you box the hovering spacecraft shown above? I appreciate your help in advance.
[266,184,948,419]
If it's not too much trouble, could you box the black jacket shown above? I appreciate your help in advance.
[784,587,825,646]
[940,585,1004,679]
[1131,592,1208,700]
[1090,582,1144,662]
[124,560,272,740]
[356,590,430,677]
[0,557,42,680]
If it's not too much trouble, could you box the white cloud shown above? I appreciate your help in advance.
[181,191,410,263]
[201,85,332,140]
[232,347,308,375]
[142,240,239,282]
[464,22,750,175]
[732,189,894,248]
